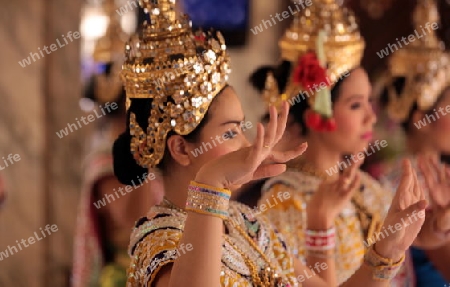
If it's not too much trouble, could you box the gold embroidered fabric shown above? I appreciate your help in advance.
[126,202,300,286]
[259,169,414,286]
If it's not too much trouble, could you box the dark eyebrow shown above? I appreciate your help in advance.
[344,95,365,103]
[220,116,246,126]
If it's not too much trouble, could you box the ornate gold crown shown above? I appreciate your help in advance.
[263,0,365,109]
[92,0,129,104]
[121,0,231,168]
[385,0,450,121]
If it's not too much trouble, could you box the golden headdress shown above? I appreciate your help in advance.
[121,0,231,168]
[262,0,365,110]
[92,0,129,104]
[385,0,450,122]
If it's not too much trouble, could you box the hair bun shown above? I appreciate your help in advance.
[249,66,276,93]
[113,131,148,185]
[249,61,293,94]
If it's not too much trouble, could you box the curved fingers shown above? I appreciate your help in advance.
[418,156,436,189]
[412,168,423,204]
[337,157,359,190]
[395,160,414,211]
[248,123,265,167]
[252,164,287,181]
[267,142,308,164]
[274,102,289,143]
[342,173,360,197]
[264,105,278,148]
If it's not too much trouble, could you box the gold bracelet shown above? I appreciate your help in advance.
[185,181,231,220]
[363,245,405,281]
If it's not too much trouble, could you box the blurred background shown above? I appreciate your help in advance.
[0,0,449,286]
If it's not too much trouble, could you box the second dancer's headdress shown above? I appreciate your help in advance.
[262,0,365,132]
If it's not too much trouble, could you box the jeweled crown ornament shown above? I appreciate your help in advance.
[279,0,365,83]
[263,0,364,113]
[386,0,450,121]
[121,0,231,168]
[92,0,129,104]
[264,0,364,132]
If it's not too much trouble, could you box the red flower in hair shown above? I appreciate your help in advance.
[194,34,206,42]
[293,52,328,89]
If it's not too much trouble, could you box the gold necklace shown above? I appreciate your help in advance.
[224,221,284,286]
[286,157,327,181]
[161,196,185,213]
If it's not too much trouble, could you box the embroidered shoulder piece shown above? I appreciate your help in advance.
[127,206,186,287]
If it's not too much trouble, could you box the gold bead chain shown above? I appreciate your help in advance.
[225,220,283,286]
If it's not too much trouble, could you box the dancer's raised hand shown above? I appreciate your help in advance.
[374,159,427,260]
[195,102,308,189]
[307,156,363,225]
[418,155,450,236]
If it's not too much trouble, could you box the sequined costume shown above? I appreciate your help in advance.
[260,169,416,286]
[127,201,299,286]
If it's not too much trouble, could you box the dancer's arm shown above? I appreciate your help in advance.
[299,160,426,287]
[156,103,307,287]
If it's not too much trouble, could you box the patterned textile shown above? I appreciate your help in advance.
[127,201,300,286]
[260,169,416,287]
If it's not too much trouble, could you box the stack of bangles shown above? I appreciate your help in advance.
[185,181,231,220]
[305,227,336,258]
[363,245,405,281]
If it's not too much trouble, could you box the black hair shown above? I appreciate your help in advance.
[112,85,231,185]
[379,77,448,133]
[112,98,210,185]
[84,62,126,117]
[441,154,450,165]
[249,61,348,135]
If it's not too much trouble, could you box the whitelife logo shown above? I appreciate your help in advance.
[190,121,253,157]
[413,104,450,129]
[376,22,438,59]
[93,172,155,209]
[325,140,388,176]
[0,224,58,261]
[56,102,118,139]
[0,154,21,171]
[250,0,313,35]
[363,210,425,247]
[18,31,81,68]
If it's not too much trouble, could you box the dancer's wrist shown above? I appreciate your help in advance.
[194,173,225,190]
[372,242,404,263]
